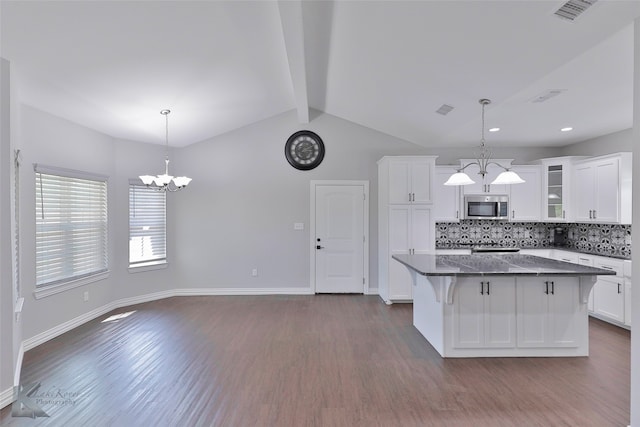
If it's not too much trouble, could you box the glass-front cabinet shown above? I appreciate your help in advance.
[546,164,564,220]
[540,157,576,222]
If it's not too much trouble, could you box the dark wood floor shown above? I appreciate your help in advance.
[0,295,630,426]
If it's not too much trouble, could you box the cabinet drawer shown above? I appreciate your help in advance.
[594,259,624,277]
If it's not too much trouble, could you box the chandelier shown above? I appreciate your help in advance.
[139,109,192,191]
[444,99,524,186]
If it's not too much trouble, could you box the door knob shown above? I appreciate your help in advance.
[316,245,324,250]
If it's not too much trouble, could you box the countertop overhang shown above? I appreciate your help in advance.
[392,253,617,277]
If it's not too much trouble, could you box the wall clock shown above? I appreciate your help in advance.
[284,130,325,171]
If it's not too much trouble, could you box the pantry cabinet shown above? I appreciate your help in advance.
[387,158,433,204]
[378,156,437,304]
[387,205,433,301]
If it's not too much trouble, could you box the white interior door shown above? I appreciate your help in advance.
[315,184,365,293]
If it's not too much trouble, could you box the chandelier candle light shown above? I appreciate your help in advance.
[444,99,525,186]
[139,109,192,191]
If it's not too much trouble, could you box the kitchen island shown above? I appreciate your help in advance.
[393,253,616,358]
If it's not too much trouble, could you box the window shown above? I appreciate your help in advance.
[129,182,166,268]
[35,165,108,290]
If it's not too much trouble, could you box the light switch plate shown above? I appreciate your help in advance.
[294,222,304,230]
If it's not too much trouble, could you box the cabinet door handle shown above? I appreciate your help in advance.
[562,210,565,219]
[551,281,555,295]
[593,210,596,219]
[456,210,459,219]
[480,281,484,295]
[486,281,490,295]
[618,283,622,294]
[589,210,593,219]
[408,193,412,202]
[544,281,549,295]
[512,210,515,219]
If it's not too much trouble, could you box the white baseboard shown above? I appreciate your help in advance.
[14,343,24,386]
[0,386,14,410]
[365,288,379,295]
[22,287,314,352]
[23,302,117,351]
[175,287,314,296]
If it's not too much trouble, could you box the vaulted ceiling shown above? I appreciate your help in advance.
[2,1,639,148]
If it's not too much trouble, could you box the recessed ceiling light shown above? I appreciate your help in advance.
[560,127,573,132]
[488,127,500,132]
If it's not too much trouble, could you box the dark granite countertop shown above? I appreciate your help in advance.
[435,246,631,261]
[392,253,618,277]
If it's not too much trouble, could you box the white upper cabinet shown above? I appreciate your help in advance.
[539,157,584,222]
[387,158,433,204]
[572,153,631,224]
[509,165,541,222]
[459,159,513,195]
[433,166,460,222]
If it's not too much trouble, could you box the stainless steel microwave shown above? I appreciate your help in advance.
[464,194,509,220]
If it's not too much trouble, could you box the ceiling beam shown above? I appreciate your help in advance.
[278,0,309,124]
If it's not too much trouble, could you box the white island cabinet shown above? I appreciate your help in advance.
[394,253,614,357]
[452,277,516,349]
[516,277,581,348]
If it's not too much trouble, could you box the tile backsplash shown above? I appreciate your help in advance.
[436,220,632,259]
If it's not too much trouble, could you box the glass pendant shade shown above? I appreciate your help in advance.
[444,172,475,186]
[173,176,192,187]
[491,170,525,185]
[139,175,155,185]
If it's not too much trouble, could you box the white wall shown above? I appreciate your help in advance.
[0,57,14,401]
[18,106,118,339]
[172,109,561,292]
[561,128,632,157]
[171,110,424,292]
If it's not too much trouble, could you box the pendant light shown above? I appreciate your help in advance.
[139,109,192,191]
[444,99,525,186]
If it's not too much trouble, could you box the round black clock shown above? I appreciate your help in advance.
[284,130,325,170]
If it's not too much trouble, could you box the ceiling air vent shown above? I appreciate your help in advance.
[554,0,598,22]
[530,89,567,103]
[435,104,454,115]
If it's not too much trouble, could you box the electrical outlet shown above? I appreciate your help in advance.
[83,291,89,302]
[251,268,258,277]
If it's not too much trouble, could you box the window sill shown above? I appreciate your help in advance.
[128,261,168,274]
[34,271,110,300]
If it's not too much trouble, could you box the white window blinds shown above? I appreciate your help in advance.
[35,165,108,288]
[129,183,166,266]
